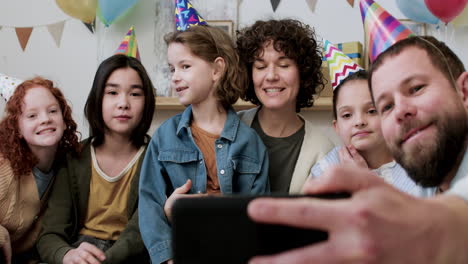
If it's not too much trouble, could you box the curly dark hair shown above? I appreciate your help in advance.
[0,77,81,176]
[236,19,325,112]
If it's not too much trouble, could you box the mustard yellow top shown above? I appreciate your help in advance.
[80,145,145,240]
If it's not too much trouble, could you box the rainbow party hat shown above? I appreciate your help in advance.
[360,0,414,62]
[0,73,23,101]
[323,40,364,90]
[175,0,207,31]
[115,26,140,61]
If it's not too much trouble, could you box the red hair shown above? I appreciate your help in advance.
[0,77,81,176]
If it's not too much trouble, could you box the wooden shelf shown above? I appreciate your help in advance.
[155,96,332,111]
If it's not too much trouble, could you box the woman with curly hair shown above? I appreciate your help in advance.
[0,77,80,263]
[237,19,334,193]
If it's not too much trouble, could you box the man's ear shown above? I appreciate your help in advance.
[456,71,468,108]
[212,57,226,83]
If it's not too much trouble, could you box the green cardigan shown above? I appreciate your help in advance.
[36,138,149,263]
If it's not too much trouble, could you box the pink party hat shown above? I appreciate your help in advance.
[323,40,364,90]
[175,0,207,31]
[0,73,23,101]
[115,26,141,60]
[360,0,414,62]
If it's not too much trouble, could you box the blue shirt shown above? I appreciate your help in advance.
[310,146,436,197]
[138,106,270,264]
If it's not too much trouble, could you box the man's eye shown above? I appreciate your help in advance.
[381,103,394,113]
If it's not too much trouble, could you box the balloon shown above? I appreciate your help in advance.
[452,6,468,27]
[97,0,139,27]
[55,0,97,24]
[424,0,468,24]
[396,0,439,24]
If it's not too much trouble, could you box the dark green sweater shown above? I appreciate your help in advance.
[36,138,149,263]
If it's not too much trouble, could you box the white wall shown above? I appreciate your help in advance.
[1,0,467,143]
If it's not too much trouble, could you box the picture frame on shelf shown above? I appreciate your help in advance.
[207,20,234,37]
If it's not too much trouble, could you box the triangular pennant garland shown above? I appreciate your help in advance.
[47,21,65,48]
[83,19,96,34]
[305,0,318,12]
[323,40,363,90]
[15,27,33,51]
[347,0,355,7]
[271,0,281,12]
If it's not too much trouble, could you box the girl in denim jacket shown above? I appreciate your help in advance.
[138,25,270,264]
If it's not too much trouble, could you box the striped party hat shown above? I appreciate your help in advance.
[360,0,414,62]
[175,0,207,31]
[115,26,140,61]
[0,73,23,101]
[323,40,363,90]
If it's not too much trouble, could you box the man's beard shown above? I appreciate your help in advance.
[390,110,467,188]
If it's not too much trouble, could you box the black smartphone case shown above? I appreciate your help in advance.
[172,193,349,264]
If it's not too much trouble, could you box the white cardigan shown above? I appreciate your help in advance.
[238,107,335,193]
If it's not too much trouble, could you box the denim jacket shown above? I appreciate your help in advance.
[138,106,270,264]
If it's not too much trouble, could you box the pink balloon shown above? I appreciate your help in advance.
[424,0,468,24]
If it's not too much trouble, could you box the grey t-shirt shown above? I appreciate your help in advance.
[32,166,55,199]
[251,115,305,193]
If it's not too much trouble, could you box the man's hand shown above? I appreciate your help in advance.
[63,242,106,264]
[248,165,468,264]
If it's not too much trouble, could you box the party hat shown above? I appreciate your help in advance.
[323,40,364,90]
[175,0,207,31]
[0,73,23,101]
[360,0,414,62]
[115,26,140,60]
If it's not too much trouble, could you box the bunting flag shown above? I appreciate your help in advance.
[115,26,141,60]
[347,0,355,7]
[175,0,207,31]
[1,20,69,51]
[271,0,281,11]
[305,0,318,12]
[15,27,33,51]
[323,40,363,90]
[0,73,24,101]
[83,19,96,34]
[360,0,414,62]
[47,21,66,47]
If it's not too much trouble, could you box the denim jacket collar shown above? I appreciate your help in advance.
[176,105,239,142]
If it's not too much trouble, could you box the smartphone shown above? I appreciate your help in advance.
[171,193,349,264]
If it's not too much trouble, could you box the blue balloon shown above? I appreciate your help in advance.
[98,0,139,26]
[396,0,439,24]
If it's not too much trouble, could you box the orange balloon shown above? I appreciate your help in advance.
[56,0,97,23]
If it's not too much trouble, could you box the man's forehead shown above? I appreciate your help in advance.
[372,47,431,87]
